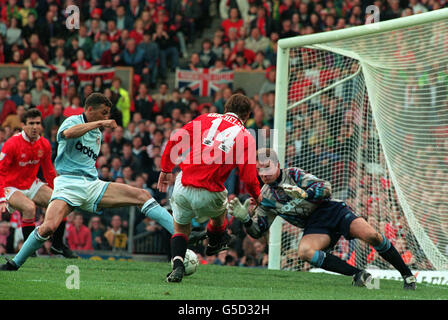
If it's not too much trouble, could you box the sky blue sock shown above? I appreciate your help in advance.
[13,228,49,267]
[141,198,174,235]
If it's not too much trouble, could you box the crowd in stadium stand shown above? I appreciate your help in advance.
[0,0,447,268]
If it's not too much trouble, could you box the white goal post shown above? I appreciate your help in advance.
[269,8,448,271]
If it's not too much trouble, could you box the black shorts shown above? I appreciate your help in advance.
[303,200,360,250]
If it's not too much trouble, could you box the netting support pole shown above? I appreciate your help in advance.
[268,46,290,270]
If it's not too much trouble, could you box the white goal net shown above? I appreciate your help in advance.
[270,9,448,271]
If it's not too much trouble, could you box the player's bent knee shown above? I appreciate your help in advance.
[363,231,382,246]
[137,188,151,203]
[298,245,315,262]
[38,223,57,238]
[22,202,37,218]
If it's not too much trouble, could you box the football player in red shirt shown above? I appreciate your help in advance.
[159,93,261,282]
[0,108,76,258]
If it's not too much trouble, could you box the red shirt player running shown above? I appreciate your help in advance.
[159,93,261,282]
[0,108,76,258]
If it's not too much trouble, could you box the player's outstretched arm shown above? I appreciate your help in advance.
[157,172,173,193]
[228,198,251,222]
[282,184,307,200]
[62,120,117,139]
[227,198,265,239]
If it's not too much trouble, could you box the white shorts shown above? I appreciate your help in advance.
[170,172,228,225]
[4,179,47,213]
[50,175,110,214]
[4,179,47,201]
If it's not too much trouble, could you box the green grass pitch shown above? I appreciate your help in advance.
[0,257,446,300]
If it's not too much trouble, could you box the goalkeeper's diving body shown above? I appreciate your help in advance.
[228,148,416,290]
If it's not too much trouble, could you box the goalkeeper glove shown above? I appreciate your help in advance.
[282,184,307,200]
[227,198,251,223]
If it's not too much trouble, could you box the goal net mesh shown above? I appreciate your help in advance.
[280,18,448,271]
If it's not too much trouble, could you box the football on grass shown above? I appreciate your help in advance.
[171,249,199,276]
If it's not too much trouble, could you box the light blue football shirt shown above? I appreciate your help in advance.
[55,113,101,179]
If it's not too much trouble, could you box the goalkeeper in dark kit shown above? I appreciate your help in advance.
[228,148,416,290]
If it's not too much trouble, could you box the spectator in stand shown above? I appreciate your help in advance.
[45,71,62,99]
[104,215,128,249]
[153,22,179,81]
[230,39,256,66]
[23,49,46,67]
[43,103,65,140]
[6,16,21,46]
[19,0,38,28]
[20,9,37,41]
[38,10,63,46]
[36,94,53,120]
[88,216,109,250]
[139,30,159,89]
[171,13,189,59]
[210,86,230,113]
[111,77,131,128]
[67,25,94,61]
[129,18,145,45]
[17,69,31,93]
[110,125,130,157]
[127,0,144,23]
[250,6,271,38]
[116,5,133,31]
[221,7,244,39]
[2,104,24,131]
[251,51,271,71]
[198,39,217,68]
[102,0,118,22]
[63,95,84,117]
[71,48,92,71]
[50,47,70,68]
[279,19,298,39]
[92,75,105,93]
[30,77,50,107]
[92,31,111,65]
[140,9,155,33]
[172,0,200,44]
[152,82,172,112]
[10,80,26,106]
[23,33,48,62]
[67,212,94,251]
[184,52,206,70]
[162,89,187,117]
[211,34,224,59]
[122,37,145,75]
[110,156,123,180]
[245,27,270,55]
[134,83,157,121]
[231,52,252,71]
[106,19,121,42]
[100,40,123,66]
[259,67,276,101]
[121,141,141,173]
[22,92,34,111]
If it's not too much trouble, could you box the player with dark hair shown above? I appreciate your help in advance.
[1,93,176,271]
[159,93,262,283]
[0,108,76,258]
[228,148,416,290]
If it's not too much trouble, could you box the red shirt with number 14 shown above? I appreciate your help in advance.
[161,113,260,199]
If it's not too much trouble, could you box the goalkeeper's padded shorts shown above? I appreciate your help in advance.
[303,200,359,250]
[50,175,110,214]
[170,172,228,225]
